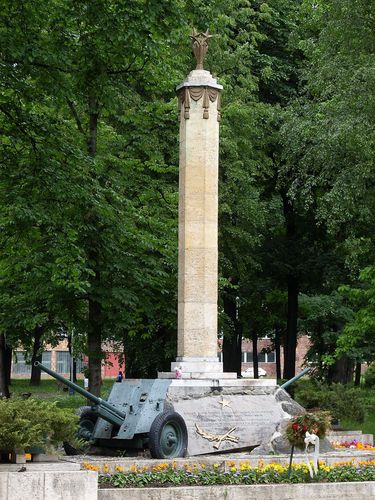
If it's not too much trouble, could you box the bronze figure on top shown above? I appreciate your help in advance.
[190,29,212,70]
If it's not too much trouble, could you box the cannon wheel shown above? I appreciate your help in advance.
[149,411,188,459]
[63,406,98,456]
[78,406,98,439]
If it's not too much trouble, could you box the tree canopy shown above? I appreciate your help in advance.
[1,0,374,396]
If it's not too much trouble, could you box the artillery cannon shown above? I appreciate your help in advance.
[34,362,188,459]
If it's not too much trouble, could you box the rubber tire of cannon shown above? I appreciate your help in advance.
[78,407,98,440]
[149,411,188,459]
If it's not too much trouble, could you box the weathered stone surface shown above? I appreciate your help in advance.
[44,471,98,500]
[270,418,333,454]
[175,67,222,371]
[99,482,375,500]
[0,472,7,500]
[7,471,44,500]
[0,470,97,500]
[168,389,286,455]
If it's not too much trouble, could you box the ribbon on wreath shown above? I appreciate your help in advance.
[304,431,320,478]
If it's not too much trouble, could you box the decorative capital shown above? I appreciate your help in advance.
[190,29,212,70]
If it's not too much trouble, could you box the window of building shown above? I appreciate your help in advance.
[267,351,276,363]
[13,351,51,374]
[258,352,266,363]
[76,357,85,374]
[13,352,31,375]
[56,351,70,374]
[42,351,51,369]
[240,351,275,363]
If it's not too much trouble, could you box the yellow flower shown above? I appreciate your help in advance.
[115,465,124,472]
[230,466,237,473]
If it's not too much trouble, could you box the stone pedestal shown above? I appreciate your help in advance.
[165,380,303,456]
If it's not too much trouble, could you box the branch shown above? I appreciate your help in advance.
[107,56,150,75]
[66,99,86,135]
[2,57,71,74]
[0,105,39,154]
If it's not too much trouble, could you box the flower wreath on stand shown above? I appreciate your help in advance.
[285,412,331,477]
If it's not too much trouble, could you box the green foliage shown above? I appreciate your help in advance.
[1,0,374,388]
[337,267,375,363]
[299,293,354,377]
[364,364,375,389]
[0,398,78,451]
[294,381,366,423]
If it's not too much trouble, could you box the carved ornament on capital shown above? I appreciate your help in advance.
[178,86,221,121]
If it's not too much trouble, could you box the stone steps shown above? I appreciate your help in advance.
[327,430,374,445]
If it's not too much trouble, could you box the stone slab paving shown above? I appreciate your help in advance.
[0,461,80,472]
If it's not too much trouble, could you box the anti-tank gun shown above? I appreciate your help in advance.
[34,361,188,458]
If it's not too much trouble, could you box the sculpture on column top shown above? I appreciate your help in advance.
[190,29,212,70]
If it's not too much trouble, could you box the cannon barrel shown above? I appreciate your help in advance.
[34,361,126,426]
[280,367,311,390]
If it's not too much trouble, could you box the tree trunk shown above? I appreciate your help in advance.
[354,362,361,386]
[68,334,77,382]
[30,326,43,386]
[5,344,12,386]
[88,297,102,397]
[252,329,259,379]
[283,274,298,380]
[275,327,282,380]
[86,99,102,397]
[0,334,10,398]
[282,194,298,381]
[329,356,354,384]
[222,294,242,376]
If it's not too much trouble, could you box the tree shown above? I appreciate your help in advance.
[0,0,187,394]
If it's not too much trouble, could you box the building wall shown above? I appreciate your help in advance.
[11,340,125,380]
[12,337,311,380]
[218,336,311,378]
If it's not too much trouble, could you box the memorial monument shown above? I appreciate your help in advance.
[157,31,303,456]
[42,32,305,460]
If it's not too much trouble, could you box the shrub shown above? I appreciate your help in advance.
[364,363,375,388]
[0,398,78,451]
[294,381,366,423]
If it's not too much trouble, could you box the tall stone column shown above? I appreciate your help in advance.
[167,32,234,379]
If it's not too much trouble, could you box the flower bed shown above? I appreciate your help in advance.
[90,460,375,488]
[332,440,375,451]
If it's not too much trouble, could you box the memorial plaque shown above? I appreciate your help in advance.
[170,393,285,455]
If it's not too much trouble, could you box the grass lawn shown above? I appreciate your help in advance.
[9,378,114,409]
[342,406,375,437]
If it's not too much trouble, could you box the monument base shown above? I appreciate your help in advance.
[163,379,304,456]
[158,358,237,380]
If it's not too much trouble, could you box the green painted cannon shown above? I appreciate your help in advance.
[34,361,188,458]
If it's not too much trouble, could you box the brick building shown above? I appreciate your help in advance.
[11,336,310,380]
[11,340,125,380]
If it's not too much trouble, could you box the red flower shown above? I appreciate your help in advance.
[292,423,299,431]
